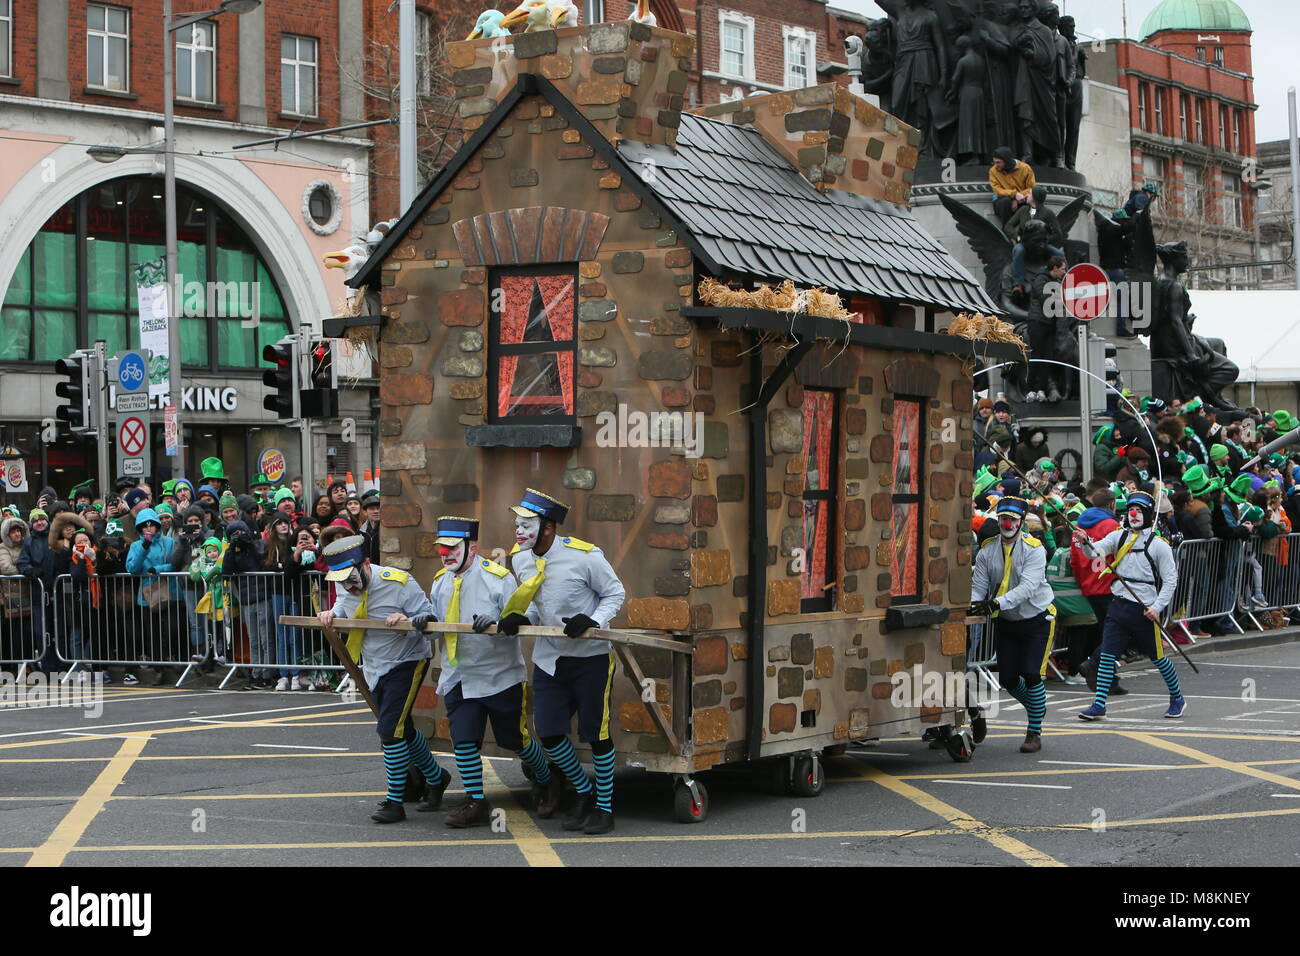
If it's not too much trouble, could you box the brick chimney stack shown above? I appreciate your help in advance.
[445,23,696,149]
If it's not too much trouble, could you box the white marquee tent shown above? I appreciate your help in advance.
[1185,290,1300,383]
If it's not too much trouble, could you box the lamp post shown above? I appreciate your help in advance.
[91,1,261,482]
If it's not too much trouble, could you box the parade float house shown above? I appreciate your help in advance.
[346,20,1018,807]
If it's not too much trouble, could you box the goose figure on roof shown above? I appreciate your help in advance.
[500,0,578,32]
[467,9,511,38]
[628,0,657,25]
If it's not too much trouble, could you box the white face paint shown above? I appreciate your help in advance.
[341,566,364,594]
[514,514,541,550]
[438,539,477,573]
[998,514,1023,539]
[1127,507,1147,530]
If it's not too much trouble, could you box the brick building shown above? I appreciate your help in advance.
[1089,0,1266,289]
[0,1,374,500]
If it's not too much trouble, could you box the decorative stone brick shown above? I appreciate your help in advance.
[928,558,948,584]
[695,366,713,389]
[383,319,429,344]
[626,597,689,630]
[441,356,483,378]
[648,532,689,550]
[651,314,690,335]
[845,406,867,434]
[654,573,690,597]
[512,29,558,58]
[710,341,741,367]
[695,634,728,675]
[790,633,813,665]
[588,494,635,521]
[578,369,602,388]
[378,418,402,438]
[644,460,689,500]
[777,666,804,699]
[767,579,800,616]
[438,289,483,327]
[381,345,413,369]
[869,434,892,462]
[636,350,691,380]
[661,385,691,406]
[381,372,433,406]
[717,474,744,502]
[380,441,426,471]
[844,499,866,531]
[691,495,718,527]
[508,167,539,188]
[930,472,956,500]
[562,467,595,490]
[384,502,422,528]
[769,409,803,454]
[814,645,835,679]
[842,593,865,613]
[653,503,689,524]
[844,547,871,571]
[580,347,617,367]
[540,54,573,79]
[701,421,728,459]
[612,251,644,274]
[576,390,617,418]
[941,622,966,656]
[557,143,594,160]
[691,604,713,630]
[846,458,870,479]
[844,667,869,693]
[769,702,797,734]
[690,549,731,588]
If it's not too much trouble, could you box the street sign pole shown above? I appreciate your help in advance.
[111,349,153,483]
[93,340,111,502]
[1078,323,1092,484]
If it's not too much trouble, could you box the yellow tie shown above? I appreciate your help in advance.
[346,589,369,663]
[993,542,1015,618]
[1100,531,1138,578]
[444,576,462,666]
[502,557,546,618]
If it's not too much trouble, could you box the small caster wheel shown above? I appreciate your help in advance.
[822,743,848,758]
[790,755,824,797]
[946,729,974,763]
[674,781,708,823]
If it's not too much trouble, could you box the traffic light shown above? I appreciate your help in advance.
[262,337,299,421]
[54,352,93,432]
[300,338,338,418]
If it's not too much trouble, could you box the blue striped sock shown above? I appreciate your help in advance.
[1007,676,1028,706]
[454,742,484,800]
[1024,681,1047,735]
[1154,657,1182,698]
[543,737,591,794]
[516,739,551,783]
[382,742,410,802]
[1093,653,1116,708]
[405,728,446,786]
[592,749,615,812]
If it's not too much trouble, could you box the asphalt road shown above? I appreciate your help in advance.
[3,640,1298,867]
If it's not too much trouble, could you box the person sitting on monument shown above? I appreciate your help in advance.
[989,146,1036,224]
[1124,182,1159,217]
[1007,185,1066,294]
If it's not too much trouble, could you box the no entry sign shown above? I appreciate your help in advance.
[1061,263,1111,320]
[119,416,147,456]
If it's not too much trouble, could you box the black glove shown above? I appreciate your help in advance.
[968,600,996,618]
[498,613,530,636]
[472,613,494,633]
[561,613,598,637]
[410,614,434,631]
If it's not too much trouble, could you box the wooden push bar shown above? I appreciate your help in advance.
[279,616,693,656]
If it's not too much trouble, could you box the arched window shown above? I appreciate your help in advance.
[1,175,291,369]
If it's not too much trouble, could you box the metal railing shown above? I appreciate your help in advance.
[1234,533,1300,631]
[1,575,47,678]
[1166,537,1248,637]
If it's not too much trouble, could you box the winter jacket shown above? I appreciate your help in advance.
[69,544,102,611]
[1093,435,1122,480]
[1013,428,1049,474]
[1070,507,1120,596]
[1213,500,1252,541]
[221,520,268,606]
[0,517,29,608]
[189,539,227,620]
[49,512,93,582]
[18,526,55,590]
[125,509,182,606]
[1181,498,1214,540]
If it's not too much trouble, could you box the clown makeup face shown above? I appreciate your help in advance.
[437,539,476,574]
[1127,506,1147,530]
[998,512,1023,539]
[340,565,366,595]
[514,514,541,550]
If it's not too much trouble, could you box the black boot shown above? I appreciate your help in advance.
[415,768,451,812]
[562,790,595,831]
[582,808,614,835]
[371,799,406,824]
[445,798,492,829]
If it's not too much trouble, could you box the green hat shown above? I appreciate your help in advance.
[274,487,297,505]
[202,536,223,552]
[1273,410,1299,432]
[200,457,226,481]
[973,465,999,498]
[1036,457,1056,474]
[161,479,177,496]
[1093,424,1115,445]
[28,508,48,522]
[250,473,271,488]
[1269,453,1287,468]
[1240,503,1265,524]
[1183,396,1203,413]
[1210,443,1230,461]
[1110,482,1128,509]
[1265,479,1282,493]
[154,503,174,518]
[1182,464,1213,496]
[219,491,238,512]
[70,479,96,499]
[104,519,125,537]
[1143,182,1160,195]
[1226,473,1253,504]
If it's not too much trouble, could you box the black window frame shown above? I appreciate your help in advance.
[486,263,579,426]
[799,386,839,614]
[889,394,925,606]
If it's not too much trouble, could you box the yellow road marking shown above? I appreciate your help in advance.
[1123,732,1300,792]
[856,762,1065,866]
[26,735,150,868]
[480,760,564,867]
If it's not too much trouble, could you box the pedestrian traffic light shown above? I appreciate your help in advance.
[54,352,93,432]
[299,338,338,419]
[262,337,299,421]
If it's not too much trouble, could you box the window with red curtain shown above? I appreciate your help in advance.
[800,388,838,612]
[890,398,923,603]
[489,266,577,422]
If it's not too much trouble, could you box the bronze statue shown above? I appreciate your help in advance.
[1059,15,1086,170]
[1013,0,1061,167]
[947,35,988,165]
[1043,3,1073,169]
[859,17,896,114]
[1151,241,1240,408]
[878,0,948,157]
[978,1,1019,162]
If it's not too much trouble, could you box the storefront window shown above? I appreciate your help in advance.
[1,175,290,370]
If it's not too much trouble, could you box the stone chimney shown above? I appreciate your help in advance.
[445,22,695,149]
[692,85,921,205]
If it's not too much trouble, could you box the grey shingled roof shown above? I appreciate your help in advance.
[618,113,999,315]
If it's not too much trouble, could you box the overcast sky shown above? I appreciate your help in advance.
[832,0,1299,144]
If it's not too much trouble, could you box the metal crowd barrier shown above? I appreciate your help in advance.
[1166,537,1248,637]
[1235,532,1300,631]
[215,570,343,689]
[1,575,47,679]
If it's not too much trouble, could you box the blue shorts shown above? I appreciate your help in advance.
[532,655,616,743]
[445,680,530,751]
[373,658,428,742]
[1101,597,1165,661]
[994,610,1056,687]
